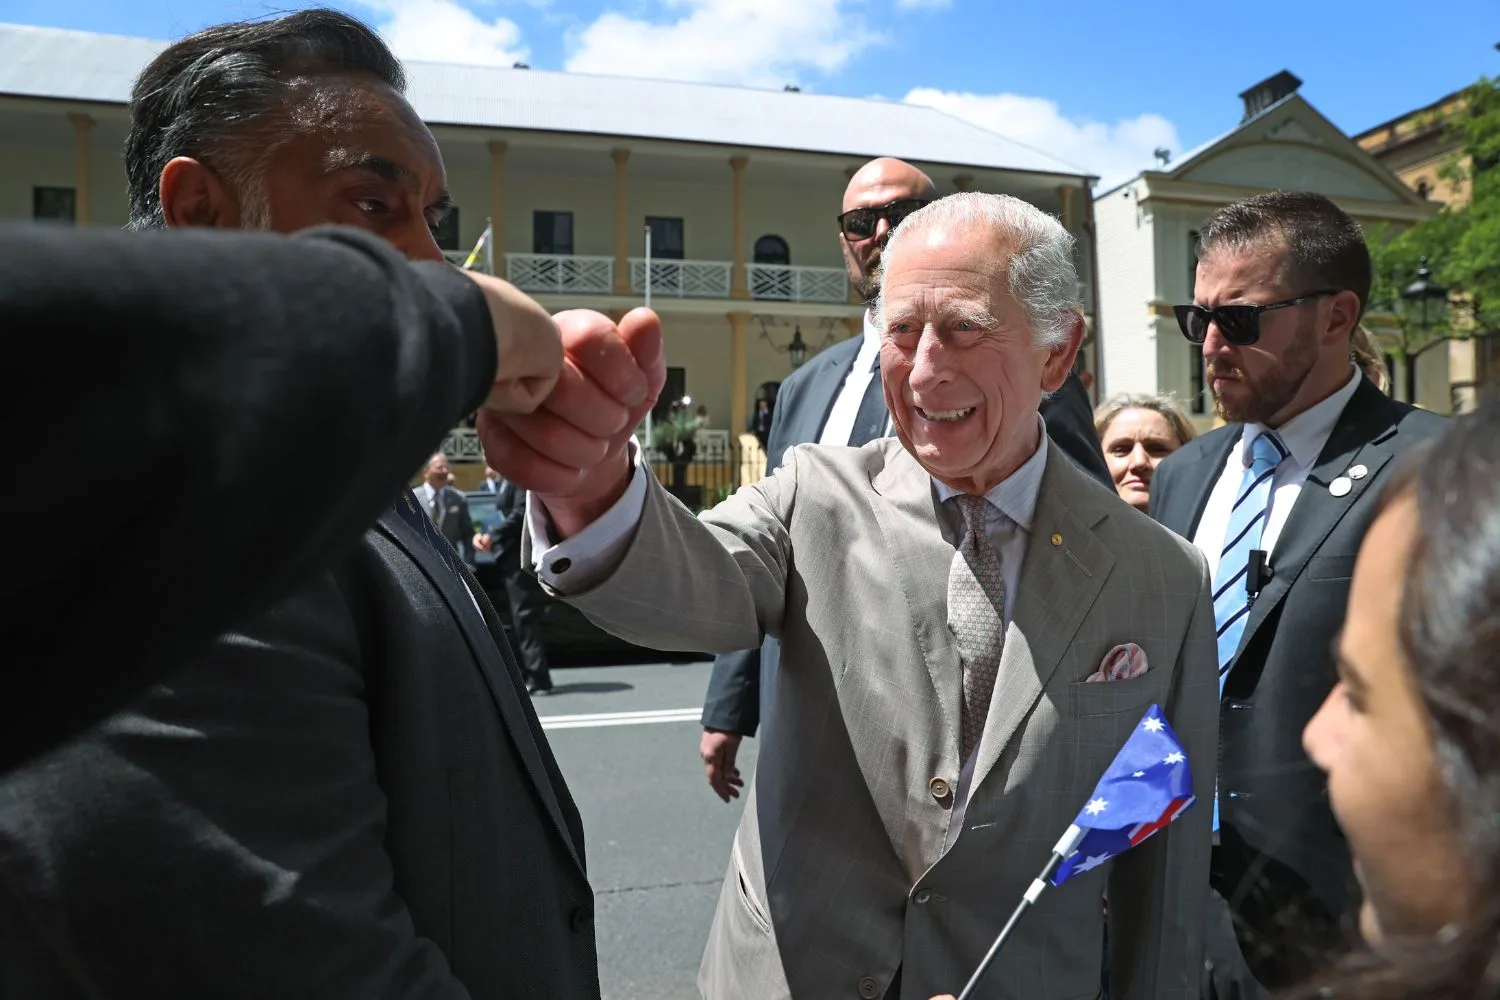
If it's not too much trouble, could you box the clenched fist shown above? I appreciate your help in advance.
[479,307,665,537]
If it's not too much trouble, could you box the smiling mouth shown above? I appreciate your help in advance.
[917,406,976,422]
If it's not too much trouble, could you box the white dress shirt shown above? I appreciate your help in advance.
[817,311,889,446]
[414,480,440,515]
[1192,367,1361,579]
[527,417,1050,852]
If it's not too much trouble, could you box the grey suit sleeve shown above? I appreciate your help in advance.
[0,573,472,998]
[1105,552,1217,999]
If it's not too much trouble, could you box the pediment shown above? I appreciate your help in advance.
[1179,142,1406,202]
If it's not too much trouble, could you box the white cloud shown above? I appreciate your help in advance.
[565,0,880,89]
[895,0,952,8]
[902,88,1181,187]
[358,0,529,66]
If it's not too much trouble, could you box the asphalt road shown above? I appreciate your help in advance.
[537,660,757,1000]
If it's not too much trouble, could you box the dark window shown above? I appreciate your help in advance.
[432,206,460,251]
[33,186,75,223]
[653,366,687,421]
[1190,346,1207,414]
[533,211,574,255]
[753,234,789,265]
[645,216,684,259]
[1187,229,1200,300]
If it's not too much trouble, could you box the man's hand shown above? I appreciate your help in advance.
[461,271,565,415]
[700,729,745,803]
[480,308,664,537]
[473,532,493,553]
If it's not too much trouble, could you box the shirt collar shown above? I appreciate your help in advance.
[1243,366,1361,471]
[931,414,1049,532]
[861,309,882,357]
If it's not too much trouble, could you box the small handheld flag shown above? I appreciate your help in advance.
[954,703,1196,1000]
[460,223,493,271]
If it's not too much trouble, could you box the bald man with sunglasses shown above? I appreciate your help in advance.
[698,158,1111,802]
[1148,191,1445,999]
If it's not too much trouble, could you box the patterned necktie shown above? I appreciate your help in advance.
[429,488,443,526]
[1210,431,1286,831]
[948,494,1007,761]
[847,354,888,447]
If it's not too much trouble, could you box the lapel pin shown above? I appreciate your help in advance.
[1050,533,1063,547]
[1348,464,1368,480]
[1330,477,1352,497]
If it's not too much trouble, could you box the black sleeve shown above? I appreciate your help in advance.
[0,224,495,771]
[1040,371,1113,490]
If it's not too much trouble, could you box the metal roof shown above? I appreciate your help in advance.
[0,22,1087,178]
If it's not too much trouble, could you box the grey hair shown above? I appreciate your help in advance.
[874,192,1081,349]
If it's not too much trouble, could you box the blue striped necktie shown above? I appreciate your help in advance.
[1210,430,1286,831]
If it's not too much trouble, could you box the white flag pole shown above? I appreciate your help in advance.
[484,216,495,276]
[955,824,1086,1000]
[643,224,654,455]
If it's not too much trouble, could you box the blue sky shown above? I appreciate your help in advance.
[3,0,1496,184]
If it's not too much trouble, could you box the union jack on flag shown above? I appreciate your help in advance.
[1049,704,1196,885]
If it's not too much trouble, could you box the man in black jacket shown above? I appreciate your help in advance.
[476,479,554,694]
[0,11,642,997]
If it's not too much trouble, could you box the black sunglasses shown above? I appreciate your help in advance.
[1174,290,1340,346]
[837,198,932,242]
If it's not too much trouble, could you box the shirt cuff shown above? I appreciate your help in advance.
[526,440,649,594]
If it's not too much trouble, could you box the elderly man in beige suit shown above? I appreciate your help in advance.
[487,193,1218,999]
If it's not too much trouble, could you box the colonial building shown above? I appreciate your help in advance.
[0,21,1098,486]
[1356,89,1496,412]
[1094,71,1442,425]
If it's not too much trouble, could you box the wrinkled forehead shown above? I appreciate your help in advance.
[280,73,445,179]
[882,224,1014,290]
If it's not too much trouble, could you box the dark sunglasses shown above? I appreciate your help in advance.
[1174,290,1339,346]
[837,198,932,242]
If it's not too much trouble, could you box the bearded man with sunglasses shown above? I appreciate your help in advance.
[1148,191,1445,999]
[698,158,1112,804]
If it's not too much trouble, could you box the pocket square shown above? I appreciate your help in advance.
[1084,642,1148,683]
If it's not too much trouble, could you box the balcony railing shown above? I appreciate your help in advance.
[746,263,849,303]
[630,258,732,299]
[441,427,484,464]
[445,252,852,304]
[507,253,614,294]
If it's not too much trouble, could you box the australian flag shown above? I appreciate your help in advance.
[1049,704,1195,885]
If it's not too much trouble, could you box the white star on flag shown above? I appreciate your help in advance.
[1164,751,1185,765]
[1072,854,1111,874]
[1142,717,1165,733]
[1132,771,1146,778]
[1084,797,1108,816]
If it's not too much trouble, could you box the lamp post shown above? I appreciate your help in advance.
[787,327,807,369]
[1398,255,1449,404]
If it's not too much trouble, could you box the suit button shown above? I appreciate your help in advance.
[914,889,932,905]
[857,976,881,998]
[570,904,591,932]
[928,777,951,801]
[551,557,573,574]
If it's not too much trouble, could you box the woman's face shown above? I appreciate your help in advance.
[1100,408,1182,511]
[1303,493,1473,947]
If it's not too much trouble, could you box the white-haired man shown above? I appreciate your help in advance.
[488,193,1219,999]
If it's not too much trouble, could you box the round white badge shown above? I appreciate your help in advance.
[1348,464,1368,480]
[1330,477,1353,497]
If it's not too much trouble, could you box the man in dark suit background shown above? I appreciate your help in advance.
[476,478,554,694]
[415,451,477,567]
[1148,191,1446,998]
[0,12,641,997]
[698,156,1113,800]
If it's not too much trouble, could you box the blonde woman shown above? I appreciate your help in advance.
[1093,394,1198,511]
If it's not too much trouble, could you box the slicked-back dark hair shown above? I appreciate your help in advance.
[125,8,405,230]
[1196,191,1372,318]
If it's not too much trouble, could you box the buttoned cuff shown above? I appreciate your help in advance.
[526,439,648,594]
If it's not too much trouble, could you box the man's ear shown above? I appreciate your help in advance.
[1325,289,1362,344]
[1040,313,1086,393]
[159,156,241,229]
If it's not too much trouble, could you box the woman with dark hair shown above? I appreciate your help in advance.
[1289,396,1499,998]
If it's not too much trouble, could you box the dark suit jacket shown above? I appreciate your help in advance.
[1149,376,1444,986]
[0,506,599,998]
[487,480,528,566]
[429,484,477,566]
[702,335,1112,736]
[0,224,497,772]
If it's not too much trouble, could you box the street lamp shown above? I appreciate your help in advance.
[1398,255,1449,403]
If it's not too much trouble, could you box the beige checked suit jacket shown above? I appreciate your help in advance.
[553,437,1218,1000]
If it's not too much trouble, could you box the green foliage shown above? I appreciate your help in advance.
[1366,75,1500,358]
[651,407,702,464]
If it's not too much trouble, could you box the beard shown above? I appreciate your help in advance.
[1210,317,1319,425]
[841,242,881,305]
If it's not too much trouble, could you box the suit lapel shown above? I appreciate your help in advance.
[801,338,861,442]
[869,446,964,744]
[375,508,585,873]
[1161,431,1239,538]
[972,444,1114,791]
[1236,381,1398,655]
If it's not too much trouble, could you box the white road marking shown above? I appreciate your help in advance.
[539,707,702,731]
